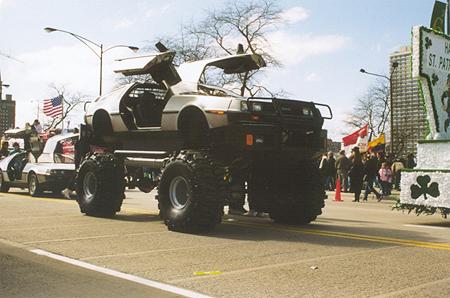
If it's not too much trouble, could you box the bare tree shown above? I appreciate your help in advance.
[346,80,390,138]
[116,74,152,86]
[119,0,283,96]
[44,84,89,130]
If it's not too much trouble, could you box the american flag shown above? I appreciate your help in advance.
[43,95,63,118]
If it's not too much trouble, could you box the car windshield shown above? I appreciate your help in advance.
[197,84,243,98]
[53,153,75,164]
[197,66,245,98]
[53,137,76,164]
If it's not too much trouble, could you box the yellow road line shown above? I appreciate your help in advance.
[227,221,450,251]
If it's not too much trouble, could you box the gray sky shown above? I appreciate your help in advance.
[0,0,433,139]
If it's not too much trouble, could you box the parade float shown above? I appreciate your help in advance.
[398,26,450,217]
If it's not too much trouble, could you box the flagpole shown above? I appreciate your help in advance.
[61,96,64,132]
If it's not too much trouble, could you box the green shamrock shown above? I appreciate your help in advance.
[432,73,439,86]
[410,175,440,200]
[425,37,432,49]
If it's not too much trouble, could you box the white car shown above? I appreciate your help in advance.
[0,133,78,196]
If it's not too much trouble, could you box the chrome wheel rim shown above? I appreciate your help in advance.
[83,172,97,202]
[29,175,37,194]
[169,176,191,209]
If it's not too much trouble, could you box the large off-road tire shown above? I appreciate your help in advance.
[76,153,125,216]
[28,172,42,197]
[157,151,226,232]
[0,173,10,193]
[267,161,325,225]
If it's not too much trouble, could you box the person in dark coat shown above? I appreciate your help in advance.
[363,153,382,201]
[406,153,416,169]
[0,141,9,159]
[324,151,336,191]
[348,147,364,202]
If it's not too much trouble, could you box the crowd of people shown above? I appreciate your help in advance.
[319,148,416,202]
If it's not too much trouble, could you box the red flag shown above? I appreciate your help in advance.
[342,124,368,146]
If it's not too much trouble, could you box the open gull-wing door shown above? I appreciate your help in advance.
[177,53,266,85]
[114,52,181,86]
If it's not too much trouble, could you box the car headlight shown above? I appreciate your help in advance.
[252,103,263,112]
[48,169,64,175]
[240,101,248,111]
[302,107,312,116]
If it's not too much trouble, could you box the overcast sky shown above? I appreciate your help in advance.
[0,0,434,139]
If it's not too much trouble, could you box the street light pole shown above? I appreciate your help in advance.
[44,27,138,96]
[360,62,398,154]
[99,44,103,96]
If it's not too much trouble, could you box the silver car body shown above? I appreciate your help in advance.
[0,133,77,188]
[85,52,265,132]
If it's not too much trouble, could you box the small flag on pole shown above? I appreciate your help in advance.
[368,133,386,152]
[43,95,63,118]
[342,124,368,155]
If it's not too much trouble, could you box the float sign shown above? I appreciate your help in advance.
[412,26,450,140]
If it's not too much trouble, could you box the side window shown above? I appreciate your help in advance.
[121,84,168,128]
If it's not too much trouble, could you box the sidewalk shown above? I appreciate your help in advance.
[326,189,399,202]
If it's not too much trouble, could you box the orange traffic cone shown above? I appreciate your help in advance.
[334,177,343,202]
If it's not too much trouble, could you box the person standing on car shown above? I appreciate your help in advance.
[335,150,351,192]
[33,119,43,134]
[349,147,364,202]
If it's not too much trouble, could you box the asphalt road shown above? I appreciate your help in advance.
[0,189,449,297]
[0,241,179,298]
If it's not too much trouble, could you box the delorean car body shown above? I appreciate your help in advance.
[0,132,78,196]
[84,51,266,140]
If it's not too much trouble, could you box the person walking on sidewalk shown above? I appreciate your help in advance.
[363,153,382,201]
[378,162,393,199]
[391,158,405,191]
[323,151,336,191]
[335,150,351,192]
[349,147,364,202]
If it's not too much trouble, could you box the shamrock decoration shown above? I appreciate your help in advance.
[425,37,432,49]
[432,73,439,86]
[410,175,440,200]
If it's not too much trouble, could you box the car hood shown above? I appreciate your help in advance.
[24,163,75,176]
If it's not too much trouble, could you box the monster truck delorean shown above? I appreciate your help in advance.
[75,44,332,232]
